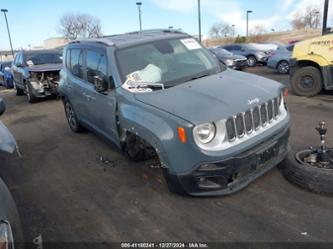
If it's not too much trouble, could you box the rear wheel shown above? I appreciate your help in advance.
[291,66,322,97]
[64,99,84,133]
[277,60,289,74]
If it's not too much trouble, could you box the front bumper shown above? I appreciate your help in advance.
[231,59,248,70]
[30,81,59,98]
[167,126,290,196]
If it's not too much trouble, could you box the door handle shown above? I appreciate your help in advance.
[82,92,94,101]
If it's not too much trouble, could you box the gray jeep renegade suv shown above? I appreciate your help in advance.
[59,29,290,196]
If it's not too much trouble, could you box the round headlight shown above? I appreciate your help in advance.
[194,123,216,144]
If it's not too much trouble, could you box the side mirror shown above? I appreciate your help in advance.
[93,75,108,94]
[0,98,6,116]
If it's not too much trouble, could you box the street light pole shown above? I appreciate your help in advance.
[1,9,14,57]
[136,2,142,32]
[246,10,253,37]
[197,0,202,43]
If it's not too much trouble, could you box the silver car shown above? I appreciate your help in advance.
[267,45,294,74]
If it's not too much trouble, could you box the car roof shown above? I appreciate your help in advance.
[69,29,190,49]
[19,49,62,55]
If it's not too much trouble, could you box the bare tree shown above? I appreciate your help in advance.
[58,13,102,40]
[250,24,266,36]
[291,6,321,30]
[209,22,233,38]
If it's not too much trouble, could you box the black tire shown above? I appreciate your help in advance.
[277,60,289,74]
[122,133,148,162]
[25,83,38,103]
[247,55,257,67]
[63,99,84,133]
[279,149,333,194]
[291,66,322,97]
[16,87,24,96]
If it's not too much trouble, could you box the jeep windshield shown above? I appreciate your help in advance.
[116,38,224,88]
[26,52,62,65]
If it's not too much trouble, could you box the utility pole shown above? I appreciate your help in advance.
[136,2,142,32]
[232,24,235,37]
[198,0,202,43]
[1,9,14,57]
[246,10,253,37]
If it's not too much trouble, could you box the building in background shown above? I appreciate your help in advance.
[43,37,68,49]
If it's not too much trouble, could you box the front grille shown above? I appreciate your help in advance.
[244,111,252,132]
[273,97,279,117]
[226,98,281,141]
[267,100,273,121]
[260,104,267,125]
[226,118,236,141]
[253,107,260,129]
[235,114,245,137]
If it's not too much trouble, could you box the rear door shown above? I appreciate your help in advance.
[82,48,119,144]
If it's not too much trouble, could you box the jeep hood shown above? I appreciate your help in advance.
[28,63,62,72]
[134,69,282,125]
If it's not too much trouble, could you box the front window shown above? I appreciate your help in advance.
[26,52,62,65]
[116,38,222,88]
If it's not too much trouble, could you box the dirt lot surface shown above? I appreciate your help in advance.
[1,66,333,243]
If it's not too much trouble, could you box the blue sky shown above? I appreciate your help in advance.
[0,0,326,50]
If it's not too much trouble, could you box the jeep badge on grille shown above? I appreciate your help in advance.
[248,98,260,106]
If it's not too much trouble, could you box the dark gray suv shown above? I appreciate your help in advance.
[12,49,62,103]
[59,29,290,196]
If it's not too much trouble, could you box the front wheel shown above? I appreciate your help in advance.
[64,99,84,133]
[291,66,322,97]
[247,56,257,67]
[25,83,37,103]
[16,87,24,96]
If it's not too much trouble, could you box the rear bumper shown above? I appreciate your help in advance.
[167,126,290,196]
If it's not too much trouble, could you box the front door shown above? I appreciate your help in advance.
[82,49,119,145]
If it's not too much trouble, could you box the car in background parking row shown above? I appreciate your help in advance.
[0,62,14,89]
[220,43,271,67]
[12,49,62,103]
[208,48,248,70]
[267,45,294,74]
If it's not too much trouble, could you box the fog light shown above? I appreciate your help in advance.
[199,163,219,171]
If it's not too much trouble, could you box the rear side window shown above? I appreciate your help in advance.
[86,50,108,84]
[287,45,294,52]
[70,49,84,79]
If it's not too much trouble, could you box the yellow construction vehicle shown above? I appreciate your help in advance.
[290,0,333,96]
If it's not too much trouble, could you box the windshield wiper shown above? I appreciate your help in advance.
[186,73,210,82]
[126,81,165,90]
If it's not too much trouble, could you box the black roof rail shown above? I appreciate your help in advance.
[103,29,188,38]
[69,38,114,46]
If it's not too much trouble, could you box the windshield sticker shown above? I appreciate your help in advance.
[180,38,201,50]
